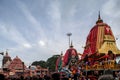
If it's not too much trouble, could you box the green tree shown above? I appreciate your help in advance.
[32,60,47,68]
[46,55,60,72]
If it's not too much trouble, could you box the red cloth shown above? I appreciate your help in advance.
[97,55,108,60]
[63,48,77,66]
[83,25,98,56]
[82,23,113,59]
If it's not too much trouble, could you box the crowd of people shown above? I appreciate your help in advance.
[0,70,120,80]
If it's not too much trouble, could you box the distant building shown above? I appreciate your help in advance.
[8,56,26,75]
[2,52,26,76]
[29,65,48,77]
[1,52,49,77]
[2,51,12,69]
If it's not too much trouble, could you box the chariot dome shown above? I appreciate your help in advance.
[82,13,120,58]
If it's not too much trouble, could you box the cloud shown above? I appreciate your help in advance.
[23,43,32,48]
[45,0,86,55]
[0,23,31,47]
[16,0,47,40]
[0,23,33,66]
[102,0,120,18]
[47,0,61,33]
[38,40,46,46]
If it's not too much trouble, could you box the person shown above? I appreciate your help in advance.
[94,70,99,78]
[98,74,114,80]
[73,73,78,80]
[0,74,5,80]
[61,74,69,80]
[104,69,113,75]
[52,73,60,80]
[44,74,51,80]
[118,71,120,78]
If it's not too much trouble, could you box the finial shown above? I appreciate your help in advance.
[16,56,18,58]
[70,41,73,48]
[6,51,8,56]
[61,51,63,56]
[96,11,103,24]
[98,11,101,20]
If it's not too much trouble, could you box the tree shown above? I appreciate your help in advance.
[32,60,47,68]
[31,54,60,72]
[46,55,60,72]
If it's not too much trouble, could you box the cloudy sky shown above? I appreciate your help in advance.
[0,0,120,67]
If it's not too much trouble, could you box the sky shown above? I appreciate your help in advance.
[0,0,120,67]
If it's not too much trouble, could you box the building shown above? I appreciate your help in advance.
[2,51,12,69]
[8,56,26,75]
[29,65,48,77]
[2,52,49,77]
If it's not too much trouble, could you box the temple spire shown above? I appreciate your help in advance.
[98,11,101,20]
[6,51,8,56]
[70,41,73,48]
[96,11,103,24]
[61,51,63,56]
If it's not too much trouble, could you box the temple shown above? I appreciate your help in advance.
[2,51,12,69]
[8,56,26,73]
[1,52,48,77]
